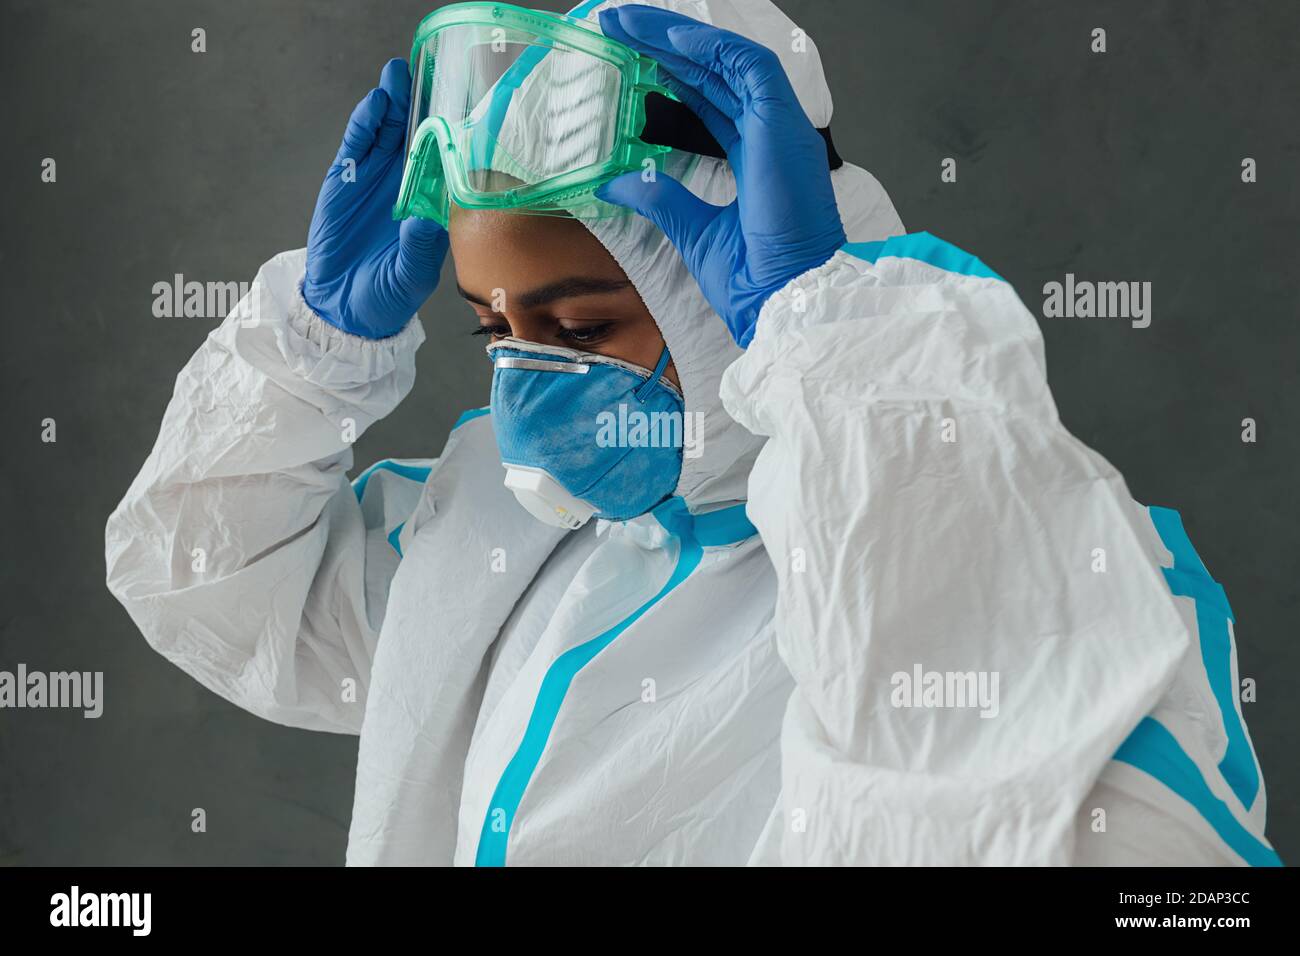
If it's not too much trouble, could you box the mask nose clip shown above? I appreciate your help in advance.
[633,347,673,403]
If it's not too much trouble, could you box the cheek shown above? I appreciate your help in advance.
[606,317,667,372]
[603,294,665,363]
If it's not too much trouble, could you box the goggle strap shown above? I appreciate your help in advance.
[640,92,843,170]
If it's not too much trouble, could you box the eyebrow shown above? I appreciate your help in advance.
[456,276,633,310]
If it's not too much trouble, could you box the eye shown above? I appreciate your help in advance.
[557,323,614,346]
[471,323,510,339]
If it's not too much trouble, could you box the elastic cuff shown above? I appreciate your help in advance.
[750,251,853,348]
[278,282,426,389]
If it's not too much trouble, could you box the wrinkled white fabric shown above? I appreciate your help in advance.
[106,0,1275,866]
[726,243,1272,864]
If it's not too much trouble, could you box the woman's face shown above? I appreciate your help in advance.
[448,206,680,388]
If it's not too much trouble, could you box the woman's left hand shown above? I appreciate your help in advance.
[595,4,845,348]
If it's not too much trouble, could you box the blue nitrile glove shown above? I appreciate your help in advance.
[595,5,845,348]
[303,59,448,339]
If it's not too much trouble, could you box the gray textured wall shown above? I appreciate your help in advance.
[1,0,1295,865]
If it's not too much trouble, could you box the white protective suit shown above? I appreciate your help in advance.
[105,0,1279,866]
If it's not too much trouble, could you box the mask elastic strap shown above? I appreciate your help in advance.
[633,347,673,403]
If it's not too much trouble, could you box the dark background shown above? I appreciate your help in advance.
[1,0,1295,865]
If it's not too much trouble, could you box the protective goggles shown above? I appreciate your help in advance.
[394,2,679,224]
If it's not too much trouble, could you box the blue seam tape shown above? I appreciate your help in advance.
[1108,506,1274,865]
[1114,717,1279,866]
[693,502,757,547]
[841,231,1004,282]
[452,406,491,432]
[1147,507,1257,811]
[475,496,704,866]
[351,460,433,502]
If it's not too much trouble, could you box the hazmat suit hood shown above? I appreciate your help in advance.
[574,0,905,512]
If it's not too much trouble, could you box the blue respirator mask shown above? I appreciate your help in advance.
[487,338,686,529]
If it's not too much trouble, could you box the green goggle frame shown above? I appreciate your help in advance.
[393,2,679,225]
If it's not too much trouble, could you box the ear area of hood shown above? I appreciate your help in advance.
[581,148,759,510]
[575,0,900,512]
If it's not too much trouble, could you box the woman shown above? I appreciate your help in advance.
[106,0,1277,865]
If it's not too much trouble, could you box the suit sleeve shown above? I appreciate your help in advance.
[106,248,426,734]
[721,234,1192,864]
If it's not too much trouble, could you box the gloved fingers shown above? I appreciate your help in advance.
[378,58,411,111]
[375,58,413,153]
[657,68,738,154]
[664,21,801,115]
[596,171,721,264]
[335,88,390,165]
[392,216,449,295]
[599,6,742,121]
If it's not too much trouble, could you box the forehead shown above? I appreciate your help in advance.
[448,207,625,292]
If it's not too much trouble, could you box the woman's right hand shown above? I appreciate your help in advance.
[303,58,448,339]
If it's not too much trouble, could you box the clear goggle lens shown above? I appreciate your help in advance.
[399,19,632,219]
